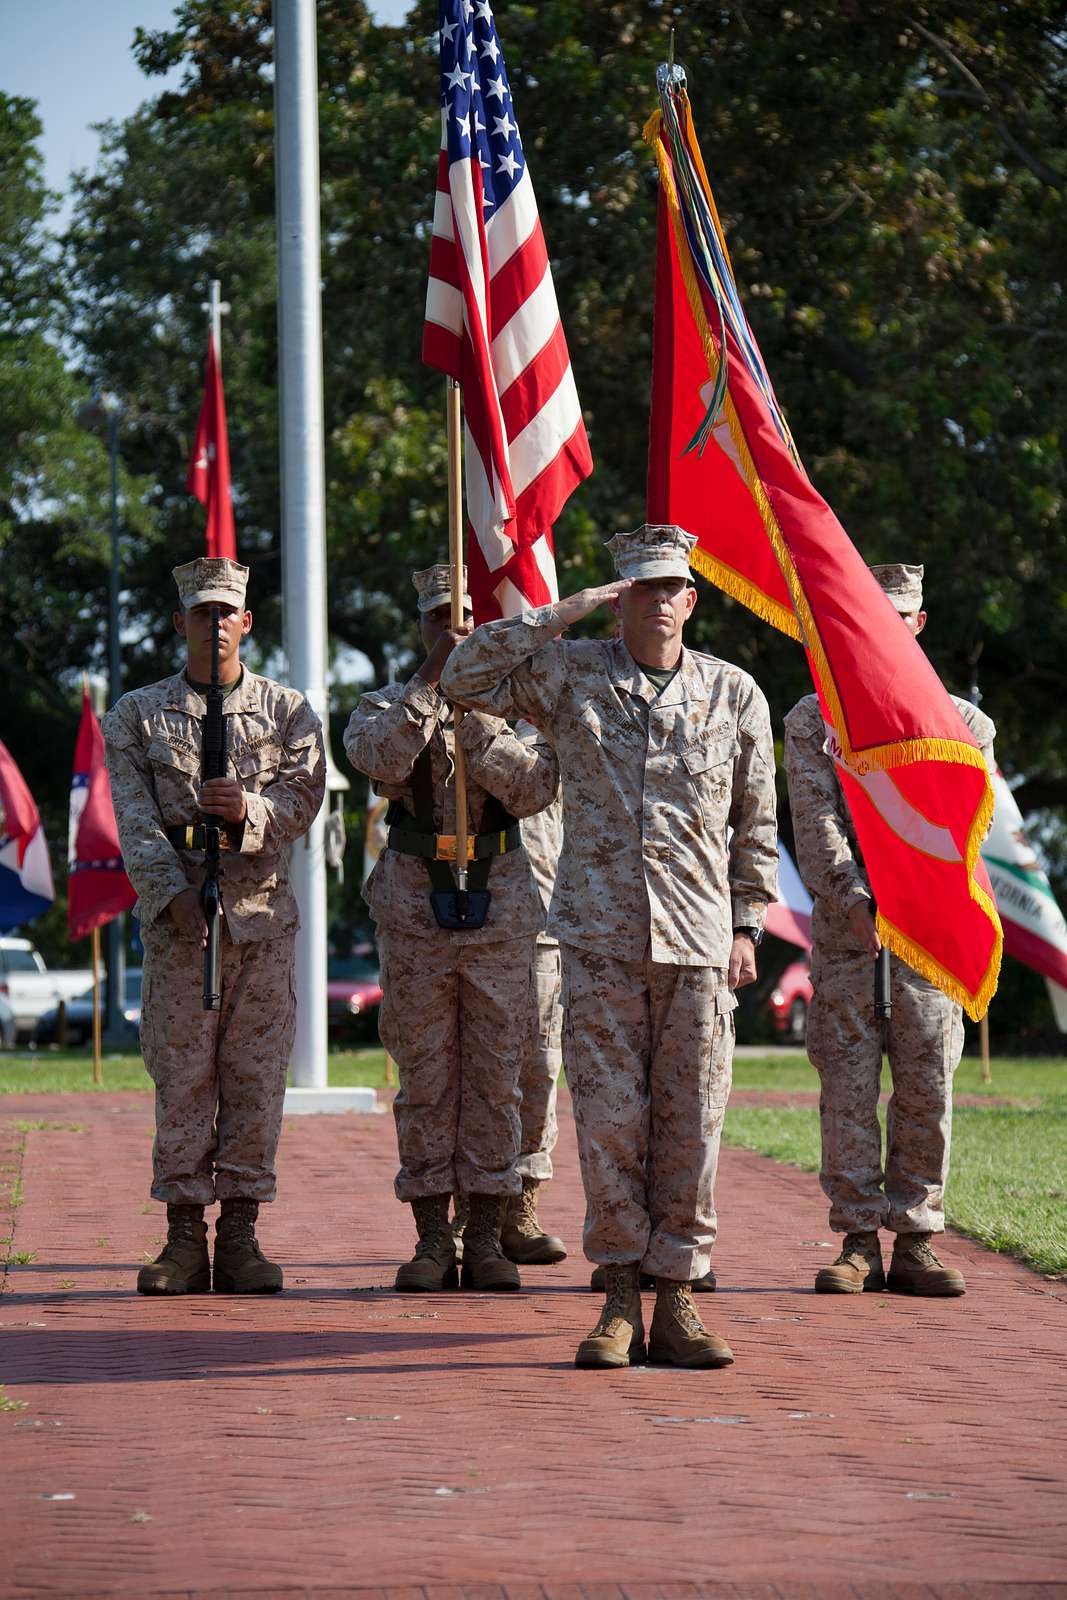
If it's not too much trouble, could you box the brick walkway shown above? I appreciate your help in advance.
[0,1091,1064,1599]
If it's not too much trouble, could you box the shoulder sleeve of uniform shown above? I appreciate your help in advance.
[782,693,822,739]
[101,694,141,751]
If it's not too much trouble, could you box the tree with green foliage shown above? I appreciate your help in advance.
[4,3,1066,1020]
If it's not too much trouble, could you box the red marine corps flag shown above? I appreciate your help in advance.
[187,333,237,559]
[68,685,136,941]
[645,64,1001,1020]
[422,0,593,621]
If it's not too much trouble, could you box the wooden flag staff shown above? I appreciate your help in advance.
[91,926,103,1087]
[446,377,470,916]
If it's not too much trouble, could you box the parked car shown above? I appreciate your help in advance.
[0,992,16,1050]
[327,948,383,1041]
[35,969,142,1048]
[769,955,813,1042]
[0,937,96,1045]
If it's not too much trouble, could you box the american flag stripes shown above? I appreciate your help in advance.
[422,0,592,621]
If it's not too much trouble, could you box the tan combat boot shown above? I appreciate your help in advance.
[575,1263,646,1368]
[137,1204,210,1295]
[887,1233,966,1296]
[814,1231,885,1294]
[460,1194,521,1290]
[589,1263,716,1292]
[395,1194,459,1291]
[213,1198,283,1294]
[500,1177,567,1265]
[648,1280,734,1368]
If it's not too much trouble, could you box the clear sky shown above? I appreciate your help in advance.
[1,0,410,224]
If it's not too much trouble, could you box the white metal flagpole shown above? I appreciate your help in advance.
[273,0,330,1097]
[273,1,371,1114]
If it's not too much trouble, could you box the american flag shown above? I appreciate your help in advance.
[422,0,593,621]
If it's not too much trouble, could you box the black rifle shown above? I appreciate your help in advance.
[872,900,891,1022]
[201,606,228,1011]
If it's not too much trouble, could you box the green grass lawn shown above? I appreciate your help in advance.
[722,1067,1067,1278]
[3,1046,1064,1277]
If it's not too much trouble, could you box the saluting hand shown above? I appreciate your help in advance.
[199,778,247,824]
[552,580,633,629]
[418,621,474,687]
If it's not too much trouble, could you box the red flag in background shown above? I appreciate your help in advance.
[645,72,1001,1020]
[68,686,136,942]
[187,335,236,559]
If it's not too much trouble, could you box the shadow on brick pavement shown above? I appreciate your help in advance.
[0,1090,1064,1598]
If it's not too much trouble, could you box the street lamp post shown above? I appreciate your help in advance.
[77,389,127,1039]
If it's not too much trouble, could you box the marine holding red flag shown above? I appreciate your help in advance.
[422,0,592,621]
[68,685,136,942]
[187,335,236,560]
[645,63,1000,1021]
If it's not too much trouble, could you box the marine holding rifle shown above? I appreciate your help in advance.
[343,564,559,1293]
[784,562,995,1298]
[103,558,325,1296]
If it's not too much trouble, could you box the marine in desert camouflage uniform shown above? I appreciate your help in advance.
[343,564,559,1293]
[784,563,996,1298]
[499,748,568,1267]
[103,558,326,1297]
[443,525,778,1368]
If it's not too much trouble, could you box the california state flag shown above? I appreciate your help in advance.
[982,769,1067,1029]
[645,70,1000,1019]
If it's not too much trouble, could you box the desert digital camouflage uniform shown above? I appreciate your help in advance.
[441,558,778,1282]
[516,733,564,1181]
[104,656,325,1205]
[343,678,558,1201]
[785,669,995,1238]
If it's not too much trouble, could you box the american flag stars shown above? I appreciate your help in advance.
[440,0,523,218]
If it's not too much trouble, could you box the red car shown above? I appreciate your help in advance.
[769,956,813,1042]
[327,948,383,1041]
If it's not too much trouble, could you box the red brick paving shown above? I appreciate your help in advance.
[0,1091,1064,1599]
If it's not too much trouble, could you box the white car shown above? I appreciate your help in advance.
[0,992,15,1050]
[0,938,95,1046]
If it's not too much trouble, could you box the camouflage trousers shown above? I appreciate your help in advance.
[140,922,296,1206]
[515,941,562,1182]
[378,929,532,1202]
[807,948,965,1235]
[561,943,736,1282]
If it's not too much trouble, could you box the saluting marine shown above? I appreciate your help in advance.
[784,562,996,1298]
[103,558,326,1296]
[443,525,778,1368]
[344,564,559,1293]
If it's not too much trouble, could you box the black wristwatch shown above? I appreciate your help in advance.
[733,925,764,947]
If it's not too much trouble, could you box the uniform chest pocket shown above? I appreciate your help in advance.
[682,736,738,829]
[233,742,283,787]
[146,735,201,779]
[572,703,643,749]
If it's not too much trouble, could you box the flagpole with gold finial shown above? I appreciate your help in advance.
[446,378,470,916]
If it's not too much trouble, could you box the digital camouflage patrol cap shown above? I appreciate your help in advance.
[412,563,472,615]
[871,562,924,614]
[606,523,697,583]
[172,557,250,610]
